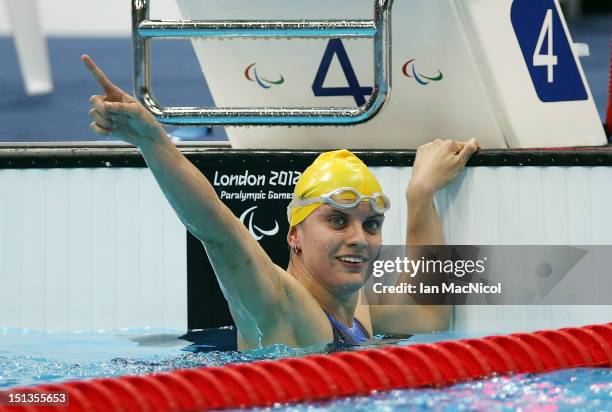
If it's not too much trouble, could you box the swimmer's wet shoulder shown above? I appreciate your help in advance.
[232,268,361,344]
[235,273,374,349]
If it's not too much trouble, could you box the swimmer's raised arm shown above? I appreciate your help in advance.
[82,55,290,333]
[369,139,479,334]
[407,138,479,245]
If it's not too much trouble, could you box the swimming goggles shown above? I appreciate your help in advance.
[288,187,390,216]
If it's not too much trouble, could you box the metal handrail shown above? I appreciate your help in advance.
[132,0,394,126]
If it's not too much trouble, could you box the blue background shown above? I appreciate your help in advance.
[511,0,588,102]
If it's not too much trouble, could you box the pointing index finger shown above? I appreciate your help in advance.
[81,54,119,95]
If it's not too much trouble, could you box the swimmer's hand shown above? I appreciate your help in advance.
[82,54,166,147]
[408,138,480,198]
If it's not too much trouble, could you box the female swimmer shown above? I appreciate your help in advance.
[82,55,479,349]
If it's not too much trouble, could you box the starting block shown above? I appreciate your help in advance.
[173,0,605,148]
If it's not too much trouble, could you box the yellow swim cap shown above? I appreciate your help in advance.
[288,149,382,227]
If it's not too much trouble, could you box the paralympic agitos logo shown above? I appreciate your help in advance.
[402,59,443,85]
[240,206,280,241]
[244,63,285,89]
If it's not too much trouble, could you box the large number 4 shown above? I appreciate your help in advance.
[312,39,372,106]
[533,9,558,83]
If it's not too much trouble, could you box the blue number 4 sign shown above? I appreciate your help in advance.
[312,39,373,106]
[511,0,587,102]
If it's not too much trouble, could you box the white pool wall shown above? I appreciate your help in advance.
[0,167,186,332]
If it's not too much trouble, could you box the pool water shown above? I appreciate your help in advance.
[0,327,330,388]
[253,369,612,411]
[1,328,610,411]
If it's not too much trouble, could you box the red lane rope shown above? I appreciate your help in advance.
[606,36,612,137]
[1,323,610,411]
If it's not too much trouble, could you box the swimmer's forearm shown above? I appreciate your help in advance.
[406,183,444,246]
[377,185,447,311]
[404,185,451,332]
[138,134,234,243]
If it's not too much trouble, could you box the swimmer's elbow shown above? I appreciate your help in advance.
[182,208,241,249]
[183,221,223,249]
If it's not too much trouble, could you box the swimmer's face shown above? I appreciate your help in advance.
[292,203,384,294]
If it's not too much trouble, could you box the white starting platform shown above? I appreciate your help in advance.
[175,0,606,149]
